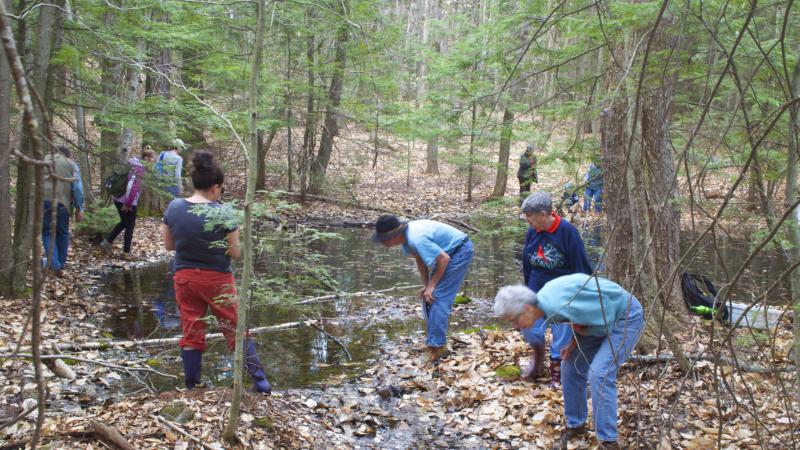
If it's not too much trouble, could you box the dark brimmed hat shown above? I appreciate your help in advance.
[373,214,407,242]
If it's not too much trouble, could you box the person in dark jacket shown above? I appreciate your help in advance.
[517,144,538,200]
[519,191,593,387]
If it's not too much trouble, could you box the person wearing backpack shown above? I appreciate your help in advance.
[100,147,156,259]
[42,145,84,272]
[156,138,186,198]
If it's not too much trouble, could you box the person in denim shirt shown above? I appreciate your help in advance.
[494,276,644,450]
[373,215,474,363]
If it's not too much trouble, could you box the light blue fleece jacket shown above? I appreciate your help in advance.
[536,273,635,336]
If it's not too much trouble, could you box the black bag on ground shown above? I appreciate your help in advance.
[104,162,131,198]
[680,270,730,322]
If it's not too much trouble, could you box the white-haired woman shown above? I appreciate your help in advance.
[494,274,643,450]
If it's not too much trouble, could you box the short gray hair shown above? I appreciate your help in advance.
[494,285,539,317]
[521,191,552,215]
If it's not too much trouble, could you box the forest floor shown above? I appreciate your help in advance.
[1,125,797,448]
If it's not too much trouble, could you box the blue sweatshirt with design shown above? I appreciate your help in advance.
[522,214,593,292]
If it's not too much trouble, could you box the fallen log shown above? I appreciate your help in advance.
[629,354,795,374]
[296,284,421,305]
[54,320,320,352]
[90,419,138,450]
[0,353,177,379]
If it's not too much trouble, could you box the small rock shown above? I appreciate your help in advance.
[159,401,194,424]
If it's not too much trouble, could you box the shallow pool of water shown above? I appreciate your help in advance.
[97,222,789,392]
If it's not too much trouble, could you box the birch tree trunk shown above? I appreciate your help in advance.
[223,0,265,443]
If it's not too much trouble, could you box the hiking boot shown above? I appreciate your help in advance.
[121,252,136,261]
[548,358,562,388]
[425,346,450,363]
[521,343,546,380]
[553,424,587,450]
[99,239,113,255]
[598,441,620,449]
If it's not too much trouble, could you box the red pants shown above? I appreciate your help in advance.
[174,268,240,352]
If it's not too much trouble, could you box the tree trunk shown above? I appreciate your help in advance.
[600,8,690,372]
[299,14,316,197]
[144,11,174,147]
[286,27,293,192]
[222,0,265,444]
[11,0,56,294]
[785,57,800,407]
[491,104,514,198]
[0,0,11,296]
[120,38,145,155]
[466,100,477,202]
[0,0,48,444]
[309,3,349,195]
[73,73,93,205]
[98,10,122,193]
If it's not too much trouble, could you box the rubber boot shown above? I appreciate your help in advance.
[181,349,202,389]
[548,358,562,389]
[244,339,272,394]
[521,343,546,380]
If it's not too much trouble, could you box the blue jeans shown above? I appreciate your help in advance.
[422,240,474,347]
[583,187,602,212]
[42,201,71,271]
[561,297,643,442]
[521,320,572,360]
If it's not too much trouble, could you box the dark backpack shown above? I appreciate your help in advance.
[104,162,131,198]
[680,270,730,322]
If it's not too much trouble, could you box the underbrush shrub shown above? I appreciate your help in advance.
[75,202,118,239]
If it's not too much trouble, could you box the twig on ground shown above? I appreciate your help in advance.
[0,404,37,433]
[443,217,480,233]
[303,315,353,361]
[151,414,216,450]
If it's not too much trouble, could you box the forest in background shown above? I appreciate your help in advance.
[0,0,799,448]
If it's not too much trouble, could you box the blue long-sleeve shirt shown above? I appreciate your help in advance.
[522,213,592,292]
[537,273,636,336]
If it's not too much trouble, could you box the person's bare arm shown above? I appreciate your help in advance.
[227,229,242,260]
[422,252,450,304]
[162,224,175,251]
